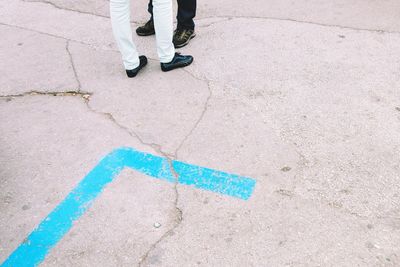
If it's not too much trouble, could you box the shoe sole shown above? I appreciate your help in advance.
[174,33,196,48]
[161,57,194,72]
[136,31,155,36]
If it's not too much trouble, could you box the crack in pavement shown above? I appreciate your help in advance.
[0,90,91,100]
[84,103,186,267]
[85,103,165,156]
[137,159,183,267]
[134,65,222,266]
[134,70,214,267]
[82,99,186,267]
[66,40,82,92]
[174,74,213,159]
[0,38,83,98]
[136,72,215,266]
[198,15,398,34]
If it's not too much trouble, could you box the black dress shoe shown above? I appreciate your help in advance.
[126,56,148,78]
[160,53,193,72]
[136,20,155,36]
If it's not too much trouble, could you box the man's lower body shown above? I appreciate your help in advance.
[110,0,193,77]
[136,0,196,48]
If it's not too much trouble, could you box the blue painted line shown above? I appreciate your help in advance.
[1,147,256,267]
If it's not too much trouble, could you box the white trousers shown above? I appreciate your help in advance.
[110,0,175,69]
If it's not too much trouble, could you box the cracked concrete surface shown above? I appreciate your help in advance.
[1,0,400,266]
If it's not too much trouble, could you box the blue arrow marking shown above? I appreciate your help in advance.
[1,147,256,267]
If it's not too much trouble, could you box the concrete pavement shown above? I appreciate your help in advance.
[1,0,400,266]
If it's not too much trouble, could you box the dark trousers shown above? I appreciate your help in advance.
[148,0,196,30]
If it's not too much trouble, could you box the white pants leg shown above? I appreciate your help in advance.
[110,0,139,70]
[110,0,175,69]
[153,0,175,63]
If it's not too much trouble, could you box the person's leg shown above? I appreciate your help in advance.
[173,0,196,48]
[147,0,154,20]
[153,0,194,71]
[176,0,196,30]
[152,0,175,63]
[110,0,140,70]
[136,0,156,36]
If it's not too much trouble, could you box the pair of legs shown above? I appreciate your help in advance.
[147,0,196,30]
[136,0,196,48]
[110,0,175,70]
[110,0,193,76]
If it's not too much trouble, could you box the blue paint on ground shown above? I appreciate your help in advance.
[1,147,256,267]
